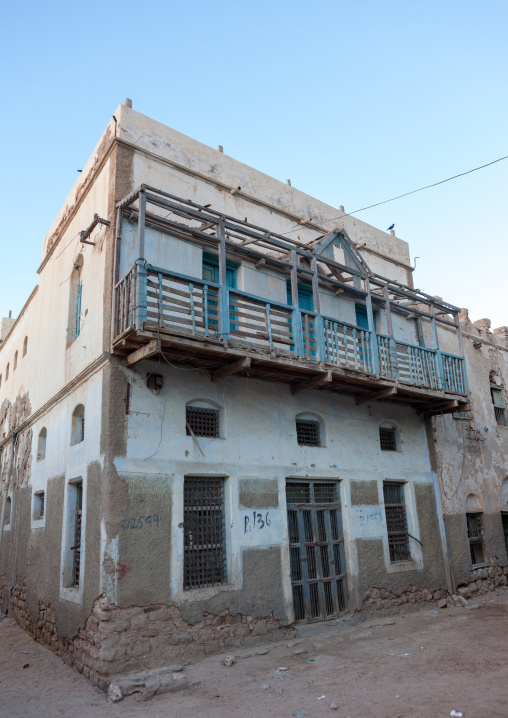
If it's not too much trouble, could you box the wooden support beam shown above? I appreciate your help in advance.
[126,339,158,366]
[355,387,397,405]
[422,399,459,416]
[290,371,332,396]
[211,357,251,381]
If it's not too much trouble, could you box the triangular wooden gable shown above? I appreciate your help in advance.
[312,229,370,276]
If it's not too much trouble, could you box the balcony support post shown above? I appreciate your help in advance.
[290,250,304,357]
[218,220,230,342]
[430,306,445,390]
[134,191,148,330]
[312,258,326,362]
[366,283,380,375]
[455,312,469,394]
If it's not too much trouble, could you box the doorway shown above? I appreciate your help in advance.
[286,480,348,622]
[502,513,508,557]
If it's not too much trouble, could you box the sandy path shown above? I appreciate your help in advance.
[1,590,508,718]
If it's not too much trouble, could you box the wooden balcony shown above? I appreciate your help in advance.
[112,260,468,414]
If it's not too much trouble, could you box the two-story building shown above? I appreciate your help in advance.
[0,101,470,688]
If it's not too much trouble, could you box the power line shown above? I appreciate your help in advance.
[283,152,508,235]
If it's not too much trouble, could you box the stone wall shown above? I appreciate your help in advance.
[362,562,508,611]
[8,583,293,691]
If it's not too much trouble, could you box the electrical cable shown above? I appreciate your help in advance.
[282,152,508,235]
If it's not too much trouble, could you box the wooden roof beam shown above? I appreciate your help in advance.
[290,370,332,396]
[211,357,251,381]
[355,387,397,405]
[126,339,159,366]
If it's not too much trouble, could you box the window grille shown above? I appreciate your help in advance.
[186,406,219,438]
[286,481,337,505]
[380,426,397,451]
[183,477,226,589]
[71,483,83,588]
[491,387,507,427]
[466,512,485,565]
[296,419,321,447]
[35,492,45,520]
[383,482,411,562]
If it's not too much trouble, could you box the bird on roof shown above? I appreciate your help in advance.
[386,223,395,231]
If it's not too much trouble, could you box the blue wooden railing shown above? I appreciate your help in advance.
[114,262,467,396]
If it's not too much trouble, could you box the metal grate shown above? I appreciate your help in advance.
[466,512,485,565]
[184,477,226,589]
[72,483,83,588]
[380,426,397,451]
[296,419,321,447]
[286,481,337,505]
[286,480,347,623]
[494,405,507,427]
[383,482,411,562]
[186,407,219,438]
[38,493,45,519]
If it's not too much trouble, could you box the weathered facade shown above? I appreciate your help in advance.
[430,314,508,598]
[0,101,477,688]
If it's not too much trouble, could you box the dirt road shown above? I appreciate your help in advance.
[1,590,508,718]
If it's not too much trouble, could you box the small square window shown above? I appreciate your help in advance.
[186,407,220,438]
[296,420,321,447]
[380,427,397,451]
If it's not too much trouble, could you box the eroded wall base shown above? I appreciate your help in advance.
[8,584,294,690]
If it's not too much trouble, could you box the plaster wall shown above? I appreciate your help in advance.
[108,104,412,284]
[103,360,448,620]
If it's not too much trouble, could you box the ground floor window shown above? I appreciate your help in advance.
[383,481,411,563]
[466,512,485,566]
[183,476,227,589]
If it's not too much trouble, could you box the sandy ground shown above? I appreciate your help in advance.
[1,590,508,718]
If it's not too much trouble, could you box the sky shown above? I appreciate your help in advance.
[1,0,507,327]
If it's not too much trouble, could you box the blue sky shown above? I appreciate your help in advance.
[1,0,507,326]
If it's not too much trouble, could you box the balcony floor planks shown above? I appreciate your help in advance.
[113,327,467,408]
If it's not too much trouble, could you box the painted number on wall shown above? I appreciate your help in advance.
[121,515,161,530]
[244,511,271,534]
[357,511,383,526]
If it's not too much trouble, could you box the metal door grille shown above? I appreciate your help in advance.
[72,482,83,588]
[186,407,219,438]
[380,427,397,451]
[466,512,485,565]
[184,477,226,589]
[296,420,321,447]
[287,480,347,622]
[383,482,411,562]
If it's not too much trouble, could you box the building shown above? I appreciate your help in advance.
[430,313,508,596]
[0,101,471,688]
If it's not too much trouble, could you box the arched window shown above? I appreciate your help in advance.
[67,255,84,345]
[186,399,223,438]
[23,336,28,357]
[465,494,484,566]
[379,422,400,451]
[4,497,12,527]
[13,351,18,371]
[6,363,9,381]
[71,405,85,445]
[37,428,47,461]
[295,412,325,447]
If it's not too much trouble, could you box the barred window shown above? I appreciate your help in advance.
[466,512,485,566]
[184,477,226,589]
[71,405,85,446]
[383,482,411,563]
[491,386,508,427]
[186,406,220,438]
[380,426,397,451]
[296,419,321,447]
[34,491,45,520]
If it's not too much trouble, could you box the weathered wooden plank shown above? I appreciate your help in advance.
[290,371,332,396]
[355,387,397,405]
[211,357,251,381]
[126,339,158,366]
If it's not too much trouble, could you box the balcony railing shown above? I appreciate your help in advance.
[114,261,468,396]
